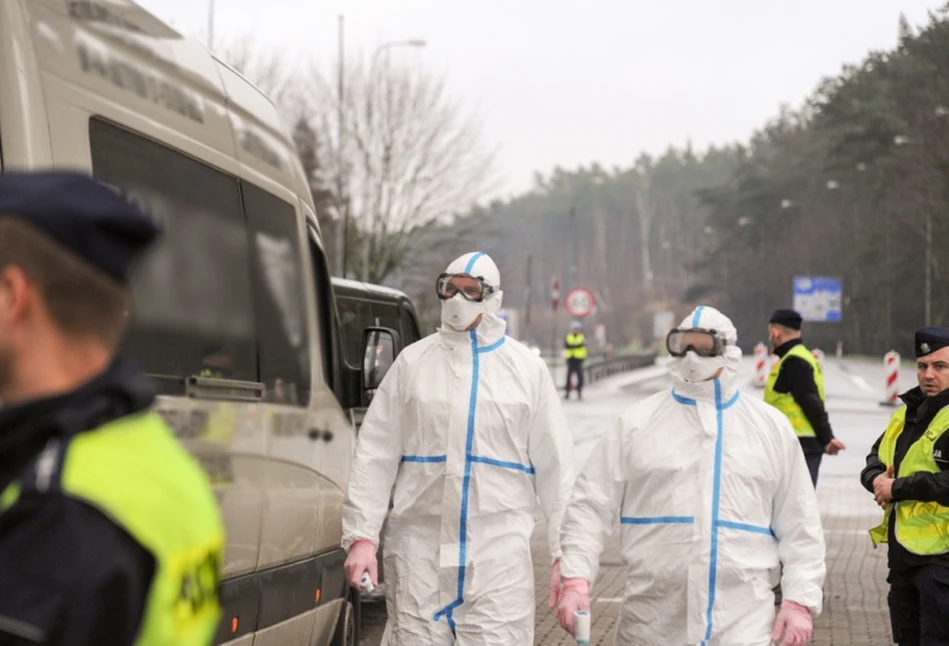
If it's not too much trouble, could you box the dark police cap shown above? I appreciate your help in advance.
[915,326,949,358]
[770,308,803,330]
[0,170,158,284]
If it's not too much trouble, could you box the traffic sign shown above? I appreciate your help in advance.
[565,288,595,318]
[793,276,842,322]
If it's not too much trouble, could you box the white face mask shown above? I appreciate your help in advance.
[441,295,485,331]
[677,351,725,383]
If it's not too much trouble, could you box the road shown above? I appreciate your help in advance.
[359,353,914,645]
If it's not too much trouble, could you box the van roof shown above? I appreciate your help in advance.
[331,277,411,300]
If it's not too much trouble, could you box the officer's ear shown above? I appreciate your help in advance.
[0,264,34,326]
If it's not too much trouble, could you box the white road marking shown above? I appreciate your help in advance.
[849,373,874,393]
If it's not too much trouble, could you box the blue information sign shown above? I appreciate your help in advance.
[793,276,842,322]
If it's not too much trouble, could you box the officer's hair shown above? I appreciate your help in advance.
[0,218,130,348]
[770,323,801,336]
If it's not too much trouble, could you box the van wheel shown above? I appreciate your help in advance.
[330,590,359,646]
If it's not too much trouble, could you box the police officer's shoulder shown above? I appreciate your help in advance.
[0,170,159,283]
[0,492,155,640]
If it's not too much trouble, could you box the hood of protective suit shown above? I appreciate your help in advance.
[668,306,742,396]
[439,251,504,333]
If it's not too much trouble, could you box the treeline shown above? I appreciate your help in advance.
[440,9,949,357]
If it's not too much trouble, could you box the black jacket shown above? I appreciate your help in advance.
[772,339,835,454]
[860,385,949,570]
[0,362,156,645]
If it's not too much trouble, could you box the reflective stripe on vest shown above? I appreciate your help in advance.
[0,412,224,645]
[564,333,588,360]
[869,405,949,555]
[763,344,825,438]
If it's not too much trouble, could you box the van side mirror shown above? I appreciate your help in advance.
[362,327,402,395]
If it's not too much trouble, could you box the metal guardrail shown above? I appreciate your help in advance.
[583,353,658,386]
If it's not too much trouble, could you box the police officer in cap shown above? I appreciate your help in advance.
[0,171,223,645]
[862,326,949,646]
[765,308,846,487]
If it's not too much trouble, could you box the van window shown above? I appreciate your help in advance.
[89,118,257,388]
[337,296,372,369]
[241,182,311,405]
[372,301,403,343]
[400,306,421,345]
[307,229,337,393]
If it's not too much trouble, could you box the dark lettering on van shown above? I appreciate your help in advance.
[68,1,143,33]
[77,42,204,124]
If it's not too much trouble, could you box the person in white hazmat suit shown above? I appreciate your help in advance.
[554,306,826,645]
[341,251,574,645]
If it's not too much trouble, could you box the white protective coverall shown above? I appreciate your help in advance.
[342,252,573,645]
[560,306,826,645]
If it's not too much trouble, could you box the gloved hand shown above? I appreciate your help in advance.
[343,539,378,590]
[771,600,813,645]
[555,577,590,637]
[548,559,561,608]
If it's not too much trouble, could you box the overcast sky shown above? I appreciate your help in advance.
[139,0,944,197]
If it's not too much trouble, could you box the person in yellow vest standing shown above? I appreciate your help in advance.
[765,309,846,487]
[861,326,949,646]
[0,171,224,646]
[564,320,588,400]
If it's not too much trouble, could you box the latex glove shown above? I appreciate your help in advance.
[548,559,561,608]
[771,600,813,646]
[343,539,378,590]
[556,578,591,637]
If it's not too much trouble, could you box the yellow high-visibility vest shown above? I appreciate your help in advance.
[764,344,825,438]
[869,405,949,555]
[0,412,225,645]
[564,332,588,360]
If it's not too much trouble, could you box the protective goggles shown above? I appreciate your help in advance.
[665,328,728,358]
[435,273,496,302]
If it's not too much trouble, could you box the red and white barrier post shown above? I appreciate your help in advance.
[753,342,768,388]
[881,351,901,407]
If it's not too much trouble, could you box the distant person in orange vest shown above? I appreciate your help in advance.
[564,320,587,400]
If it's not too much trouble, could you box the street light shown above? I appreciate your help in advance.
[356,38,427,282]
[372,40,427,64]
[891,133,933,324]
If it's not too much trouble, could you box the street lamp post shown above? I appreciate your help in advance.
[337,15,347,277]
[207,0,215,51]
[358,39,426,282]
[894,133,935,325]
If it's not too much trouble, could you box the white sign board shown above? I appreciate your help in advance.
[793,276,843,322]
[565,288,595,318]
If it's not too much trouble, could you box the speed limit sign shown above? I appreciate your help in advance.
[565,288,595,318]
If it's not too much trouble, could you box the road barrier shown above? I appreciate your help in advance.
[753,342,768,388]
[812,348,825,371]
[584,352,658,386]
[881,351,901,407]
